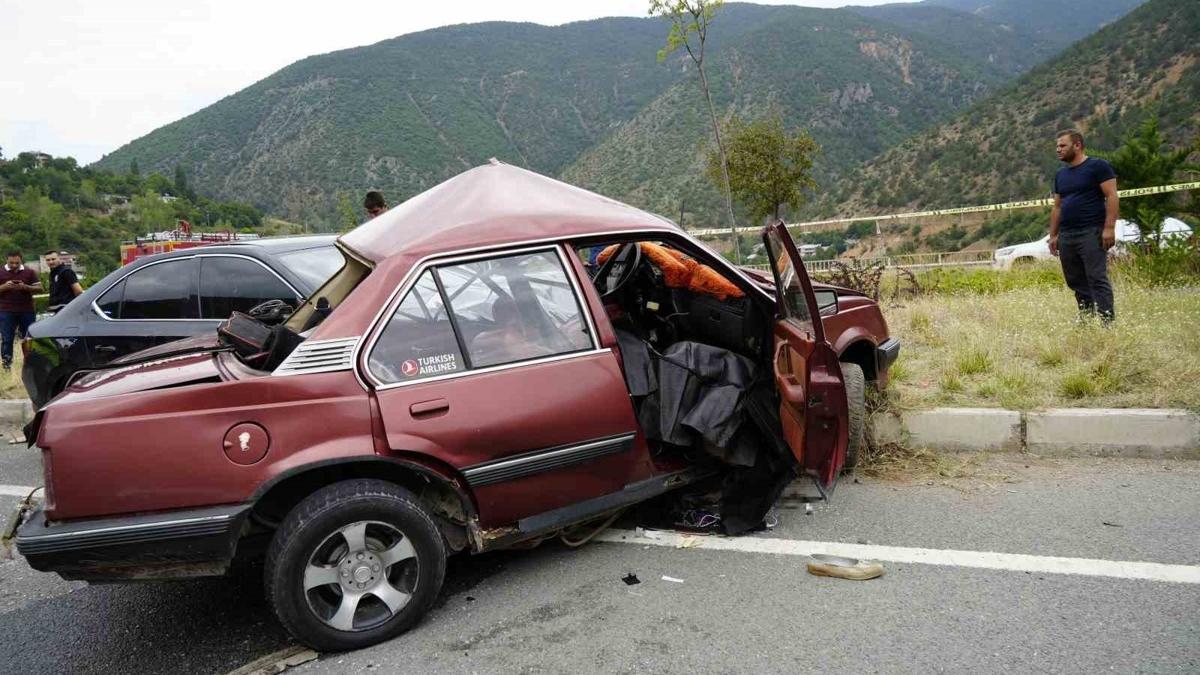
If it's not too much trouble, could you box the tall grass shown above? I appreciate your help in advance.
[882,263,1200,411]
[0,350,25,400]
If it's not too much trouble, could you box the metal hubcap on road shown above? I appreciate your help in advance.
[303,520,418,632]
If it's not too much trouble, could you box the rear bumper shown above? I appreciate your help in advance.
[15,503,250,581]
[876,337,901,375]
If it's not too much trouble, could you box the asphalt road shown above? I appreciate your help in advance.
[1,443,1197,674]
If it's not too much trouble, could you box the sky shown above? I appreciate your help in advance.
[0,0,895,165]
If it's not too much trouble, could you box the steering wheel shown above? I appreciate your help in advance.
[247,298,294,326]
[590,242,642,301]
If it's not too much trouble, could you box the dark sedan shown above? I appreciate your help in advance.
[22,235,343,407]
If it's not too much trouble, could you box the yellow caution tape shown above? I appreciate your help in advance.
[685,181,1200,236]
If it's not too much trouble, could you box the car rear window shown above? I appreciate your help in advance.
[199,256,299,319]
[275,246,344,292]
[439,251,591,369]
[368,270,465,384]
[367,248,594,385]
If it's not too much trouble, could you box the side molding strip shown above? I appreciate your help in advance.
[462,433,637,487]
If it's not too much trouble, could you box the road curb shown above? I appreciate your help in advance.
[873,407,1200,459]
[0,399,33,427]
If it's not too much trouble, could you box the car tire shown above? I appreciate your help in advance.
[841,362,866,470]
[264,479,447,652]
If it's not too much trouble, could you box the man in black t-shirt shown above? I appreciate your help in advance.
[45,250,83,314]
[1050,129,1119,322]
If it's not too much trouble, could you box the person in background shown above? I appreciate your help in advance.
[45,250,83,314]
[0,251,42,370]
[1049,129,1119,323]
[363,191,388,220]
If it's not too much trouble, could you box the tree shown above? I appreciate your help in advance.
[650,0,742,261]
[706,116,819,224]
[173,165,195,201]
[18,188,67,251]
[1097,115,1199,249]
[128,158,140,177]
[131,189,176,232]
[336,192,358,232]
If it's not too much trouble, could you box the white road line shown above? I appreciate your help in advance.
[597,529,1200,585]
[0,485,38,498]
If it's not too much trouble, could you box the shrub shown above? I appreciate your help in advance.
[954,347,993,375]
[1060,370,1097,399]
[1111,235,1200,288]
[918,265,1063,295]
[1034,345,1064,367]
[939,371,964,393]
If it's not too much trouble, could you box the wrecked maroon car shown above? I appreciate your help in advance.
[16,162,898,651]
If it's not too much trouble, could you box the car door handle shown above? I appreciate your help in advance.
[410,399,449,416]
[773,342,806,405]
[94,345,117,353]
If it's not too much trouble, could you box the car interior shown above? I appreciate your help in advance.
[579,238,798,534]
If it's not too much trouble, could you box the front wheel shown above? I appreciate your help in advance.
[264,479,447,652]
[841,362,866,470]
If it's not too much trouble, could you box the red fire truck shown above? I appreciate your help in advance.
[119,220,259,266]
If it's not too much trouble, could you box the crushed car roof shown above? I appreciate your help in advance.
[339,161,681,264]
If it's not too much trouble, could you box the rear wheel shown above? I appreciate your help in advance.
[840,362,866,470]
[264,479,447,652]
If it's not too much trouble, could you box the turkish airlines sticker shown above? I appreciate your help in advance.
[401,359,420,377]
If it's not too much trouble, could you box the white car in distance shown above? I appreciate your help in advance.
[993,218,1193,269]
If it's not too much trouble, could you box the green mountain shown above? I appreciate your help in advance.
[927,0,1147,46]
[850,3,1059,75]
[561,4,1020,225]
[92,2,1140,228]
[93,3,1033,227]
[817,0,1200,216]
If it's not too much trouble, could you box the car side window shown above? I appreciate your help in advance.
[368,250,594,384]
[765,229,814,330]
[439,251,592,369]
[96,279,125,319]
[118,259,200,320]
[369,270,465,384]
[199,256,298,319]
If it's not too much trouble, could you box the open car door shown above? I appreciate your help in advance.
[762,222,849,494]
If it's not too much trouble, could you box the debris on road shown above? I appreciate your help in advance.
[224,645,319,675]
[622,573,641,586]
[661,576,685,583]
[805,503,814,516]
[806,554,884,581]
[634,527,663,540]
[676,536,703,549]
[1102,521,1123,527]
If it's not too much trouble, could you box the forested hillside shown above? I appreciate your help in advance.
[816,0,1199,216]
[0,152,269,277]
[850,3,1059,75]
[927,0,1146,46]
[93,2,1055,227]
[560,5,1015,225]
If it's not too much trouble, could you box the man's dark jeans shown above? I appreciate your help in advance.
[0,310,35,367]
[1058,228,1114,322]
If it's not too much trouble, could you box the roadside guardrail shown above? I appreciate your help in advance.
[742,249,995,273]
